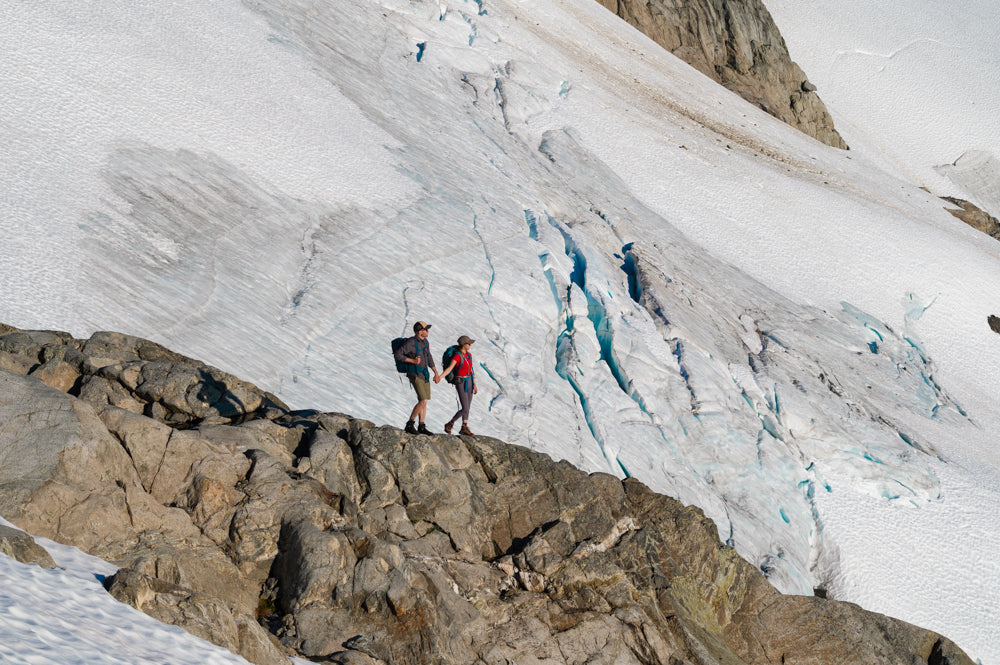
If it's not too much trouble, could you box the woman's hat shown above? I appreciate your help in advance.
[457,335,475,346]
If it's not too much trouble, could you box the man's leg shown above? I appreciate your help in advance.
[416,400,434,433]
[409,377,433,434]
[405,376,426,434]
[405,404,419,433]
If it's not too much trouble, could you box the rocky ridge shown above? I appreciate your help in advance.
[595,0,848,149]
[0,323,972,664]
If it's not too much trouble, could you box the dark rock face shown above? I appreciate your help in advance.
[594,0,848,149]
[0,325,974,665]
[943,196,1000,241]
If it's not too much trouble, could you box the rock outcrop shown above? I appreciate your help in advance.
[0,524,57,569]
[943,196,1000,241]
[594,0,848,149]
[0,324,973,664]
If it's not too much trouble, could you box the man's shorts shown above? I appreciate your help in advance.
[409,375,431,401]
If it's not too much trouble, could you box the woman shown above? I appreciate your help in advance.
[442,335,478,436]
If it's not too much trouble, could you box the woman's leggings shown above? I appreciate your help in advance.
[450,378,474,423]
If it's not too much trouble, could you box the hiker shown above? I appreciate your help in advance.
[441,335,478,436]
[393,321,441,434]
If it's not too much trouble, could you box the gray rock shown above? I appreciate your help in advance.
[0,525,57,569]
[943,196,1000,240]
[97,359,266,426]
[0,326,289,426]
[104,567,288,665]
[28,358,81,393]
[0,350,35,376]
[0,329,73,359]
[595,0,848,149]
[226,449,343,589]
[302,428,364,510]
[97,405,203,504]
[114,533,256,615]
[82,330,189,364]
[77,374,147,413]
[0,369,141,547]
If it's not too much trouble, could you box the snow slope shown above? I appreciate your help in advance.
[0,518,258,665]
[764,0,1000,213]
[1,0,998,662]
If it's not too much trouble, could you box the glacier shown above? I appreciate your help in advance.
[2,0,999,662]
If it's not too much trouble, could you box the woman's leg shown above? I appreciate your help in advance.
[458,383,473,422]
[446,383,464,427]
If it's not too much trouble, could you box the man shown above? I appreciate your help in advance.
[393,321,442,434]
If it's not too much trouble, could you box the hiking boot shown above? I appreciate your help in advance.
[444,421,453,434]
[459,425,474,436]
[404,420,418,435]
[417,423,433,435]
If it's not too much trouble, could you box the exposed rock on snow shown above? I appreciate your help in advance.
[103,567,289,665]
[935,150,1000,220]
[0,325,975,665]
[594,0,848,149]
[0,525,57,569]
[942,196,1000,241]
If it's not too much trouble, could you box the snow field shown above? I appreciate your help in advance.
[0,519,253,665]
[1,0,999,662]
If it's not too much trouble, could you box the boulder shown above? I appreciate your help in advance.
[113,532,257,615]
[0,350,35,375]
[104,567,288,665]
[28,358,81,392]
[0,369,142,544]
[0,524,57,569]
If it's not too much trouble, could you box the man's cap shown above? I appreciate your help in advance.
[457,335,475,346]
[413,321,432,332]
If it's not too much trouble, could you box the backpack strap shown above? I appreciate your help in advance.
[411,337,430,380]
[456,351,474,378]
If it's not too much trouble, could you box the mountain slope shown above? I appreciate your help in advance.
[0,326,978,665]
[764,0,1000,210]
[1,0,998,662]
